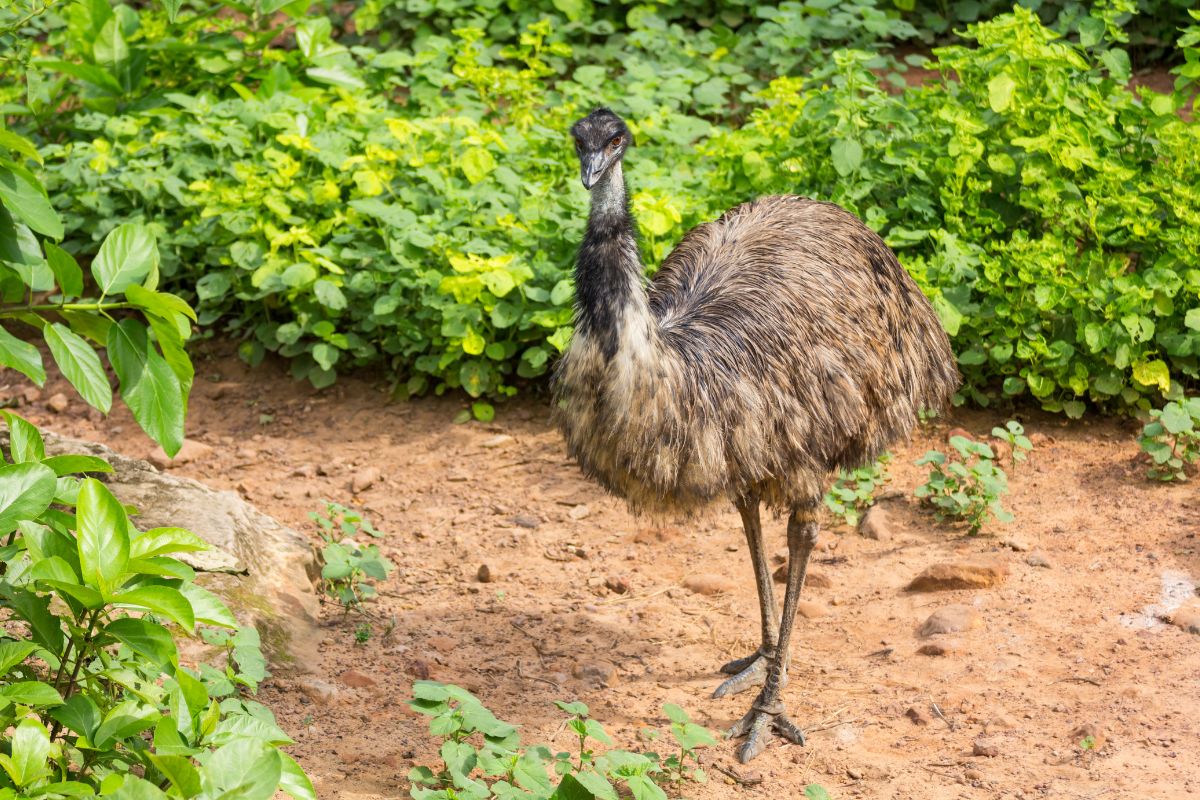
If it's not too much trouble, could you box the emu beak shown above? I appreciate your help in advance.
[581,154,606,189]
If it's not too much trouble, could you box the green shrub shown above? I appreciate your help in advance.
[407,683,716,800]
[0,413,313,799]
[12,2,1200,417]
[310,501,393,612]
[823,452,890,527]
[914,435,1014,535]
[1138,397,1200,480]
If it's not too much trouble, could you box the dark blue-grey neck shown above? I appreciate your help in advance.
[574,162,647,360]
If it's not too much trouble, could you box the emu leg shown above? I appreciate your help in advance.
[713,496,777,699]
[727,505,818,763]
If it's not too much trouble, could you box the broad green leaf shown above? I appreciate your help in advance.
[93,17,129,73]
[550,773,597,800]
[0,461,57,535]
[179,583,238,628]
[76,477,131,597]
[279,754,317,800]
[92,223,159,296]
[104,617,178,673]
[130,526,208,559]
[987,73,1016,112]
[0,681,65,708]
[149,754,201,796]
[1131,359,1170,394]
[6,719,51,787]
[159,0,182,22]
[107,319,185,456]
[94,699,161,748]
[805,785,833,800]
[0,584,63,652]
[49,694,100,739]
[0,326,45,385]
[41,454,113,476]
[201,737,283,800]
[461,148,497,184]
[2,411,44,462]
[0,641,38,673]
[113,585,195,629]
[830,139,862,176]
[0,166,63,239]
[43,323,112,413]
[44,243,84,297]
[1160,403,1193,435]
[124,285,197,322]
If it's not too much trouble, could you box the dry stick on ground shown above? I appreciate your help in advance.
[711,763,764,787]
[515,660,560,689]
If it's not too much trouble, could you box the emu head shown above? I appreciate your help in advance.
[570,108,632,189]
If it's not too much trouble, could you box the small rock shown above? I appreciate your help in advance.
[480,434,513,448]
[634,526,680,544]
[339,669,379,689]
[477,564,494,583]
[964,768,984,781]
[846,767,863,780]
[906,560,1009,592]
[917,605,981,637]
[1169,607,1200,635]
[773,564,787,583]
[905,705,931,726]
[858,506,892,541]
[806,571,832,589]
[916,642,958,656]
[297,677,340,705]
[568,504,591,520]
[47,393,69,413]
[986,713,1020,731]
[405,659,432,680]
[22,387,41,404]
[605,575,631,594]
[683,573,735,596]
[1026,551,1053,569]
[972,737,1000,757]
[512,514,540,529]
[946,427,974,442]
[1069,722,1106,749]
[291,464,317,478]
[772,548,788,565]
[1001,536,1030,552]
[351,466,381,493]
[572,661,616,686]
[149,439,214,469]
[796,600,827,619]
[426,636,456,654]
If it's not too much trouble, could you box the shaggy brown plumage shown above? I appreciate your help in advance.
[553,108,959,763]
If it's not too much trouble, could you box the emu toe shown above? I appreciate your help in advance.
[713,651,770,698]
[727,705,806,763]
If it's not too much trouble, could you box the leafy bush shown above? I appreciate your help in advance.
[408,683,716,800]
[823,452,890,527]
[10,2,1200,418]
[914,435,1014,535]
[0,412,313,799]
[1138,397,1200,480]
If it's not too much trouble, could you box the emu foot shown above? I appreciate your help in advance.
[713,651,770,698]
[726,695,805,763]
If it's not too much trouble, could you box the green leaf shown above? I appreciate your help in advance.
[0,641,38,673]
[1184,308,1200,331]
[1100,48,1131,83]
[1131,359,1170,395]
[830,138,862,176]
[107,319,185,456]
[159,0,182,22]
[125,284,197,322]
[44,243,84,297]
[0,326,45,385]
[805,785,833,800]
[179,583,238,628]
[0,461,57,535]
[0,166,63,239]
[130,526,207,559]
[149,755,201,796]
[5,719,51,787]
[43,323,113,413]
[105,617,178,673]
[40,454,112,476]
[461,148,497,184]
[0,584,63,652]
[1160,403,1193,435]
[2,411,44,462]
[92,223,159,296]
[0,681,65,708]
[113,585,195,629]
[49,694,100,739]
[93,17,129,73]
[550,773,597,800]
[987,73,1016,112]
[76,477,131,597]
[201,737,283,800]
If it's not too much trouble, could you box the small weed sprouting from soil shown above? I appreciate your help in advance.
[311,501,393,615]
[824,452,891,527]
[407,682,724,799]
[914,422,1034,535]
[1138,398,1200,481]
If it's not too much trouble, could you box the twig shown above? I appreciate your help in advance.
[712,763,763,786]
[516,660,560,689]
[931,703,956,731]
[1059,676,1102,687]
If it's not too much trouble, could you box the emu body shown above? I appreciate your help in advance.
[553,108,959,762]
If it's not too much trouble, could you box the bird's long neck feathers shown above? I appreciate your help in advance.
[575,162,653,360]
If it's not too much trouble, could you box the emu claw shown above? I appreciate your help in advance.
[726,707,806,763]
[713,653,769,698]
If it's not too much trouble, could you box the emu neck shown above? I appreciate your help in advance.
[575,162,651,360]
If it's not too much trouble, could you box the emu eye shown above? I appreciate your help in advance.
[609,136,623,148]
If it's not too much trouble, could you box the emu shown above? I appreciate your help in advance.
[552,108,960,763]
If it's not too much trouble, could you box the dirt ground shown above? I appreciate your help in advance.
[6,345,1200,800]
